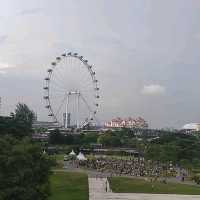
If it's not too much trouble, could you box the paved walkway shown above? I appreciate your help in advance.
[88,177,200,200]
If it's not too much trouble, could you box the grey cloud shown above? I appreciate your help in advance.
[1,0,200,129]
[0,35,8,44]
[141,84,166,96]
[17,8,42,16]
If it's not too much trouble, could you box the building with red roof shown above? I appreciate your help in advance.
[105,117,148,129]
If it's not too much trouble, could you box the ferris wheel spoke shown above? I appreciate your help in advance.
[49,90,65,95]
[79,88,93,96]
[54,61,69,85]
[54,94,68,117]
[49,92,66,100]
[82,77,96,94]
[79,69,94,87]
[80,94,99,123]
[80,94,94,114]
[50,85,66,92]
[81,76,93,89]
[49,84,66,93]
[50,79,67,91]
[78,62,92,84]
[51,71,66,88]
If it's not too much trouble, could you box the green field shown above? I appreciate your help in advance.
[50,154,65,169]
[109,177,200,195]
[49,172,89,200]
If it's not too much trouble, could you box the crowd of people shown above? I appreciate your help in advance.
[74,156,178,177]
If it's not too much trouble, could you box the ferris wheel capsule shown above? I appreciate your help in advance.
[43,96,49,99]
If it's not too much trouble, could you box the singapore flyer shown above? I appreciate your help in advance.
[43,52,100,129]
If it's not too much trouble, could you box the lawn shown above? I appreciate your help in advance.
[109,177,200,195]
[53,154,65,161]
[49,172,89,200]
[50,154,65,169]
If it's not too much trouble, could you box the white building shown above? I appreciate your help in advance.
[182,123,200,131]
[105,117,148,129]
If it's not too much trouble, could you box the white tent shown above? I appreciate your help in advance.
[77,152,87,161]
[69,150,76,156]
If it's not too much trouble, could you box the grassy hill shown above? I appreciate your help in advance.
[49,172,88,200]
[109,177,200,195]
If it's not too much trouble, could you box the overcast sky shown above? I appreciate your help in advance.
[0,0,200,128]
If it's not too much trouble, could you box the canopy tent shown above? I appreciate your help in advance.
[69,149,76,156]
[77,152,87,161]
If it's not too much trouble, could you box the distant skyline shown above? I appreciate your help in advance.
[0,0,200,128]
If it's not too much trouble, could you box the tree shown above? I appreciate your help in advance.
[159,143,178,162]
[0,103,36,137]
[0,136,54,200]
[145,144,161,160]
[97,133,121,147]
[49,129,75,145]
[97,134,112,146]
[14,103,36,130]
[82,133,98,144]
[49,129,63,144]
[0,116,30,138]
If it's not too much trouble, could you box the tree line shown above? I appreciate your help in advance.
[49,128,200,170]
[145,134,200,169]
[0,103,54,200]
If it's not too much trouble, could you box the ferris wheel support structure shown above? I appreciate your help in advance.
[64,91,81,129]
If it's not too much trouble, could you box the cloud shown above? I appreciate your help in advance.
[0,63,15,69]
[0,70,7,75]
[0,35,8,44]
[18,8,42,16]
[141,84,166,96]
[0,63,16,74]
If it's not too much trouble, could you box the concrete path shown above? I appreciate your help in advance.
[88,177,200,200]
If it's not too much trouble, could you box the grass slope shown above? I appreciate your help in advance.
[109,177,200,195]
[49,172,88,200]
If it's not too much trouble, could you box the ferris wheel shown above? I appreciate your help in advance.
[43,52,100,128]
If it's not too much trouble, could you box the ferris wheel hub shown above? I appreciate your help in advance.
[67,91,80,95]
